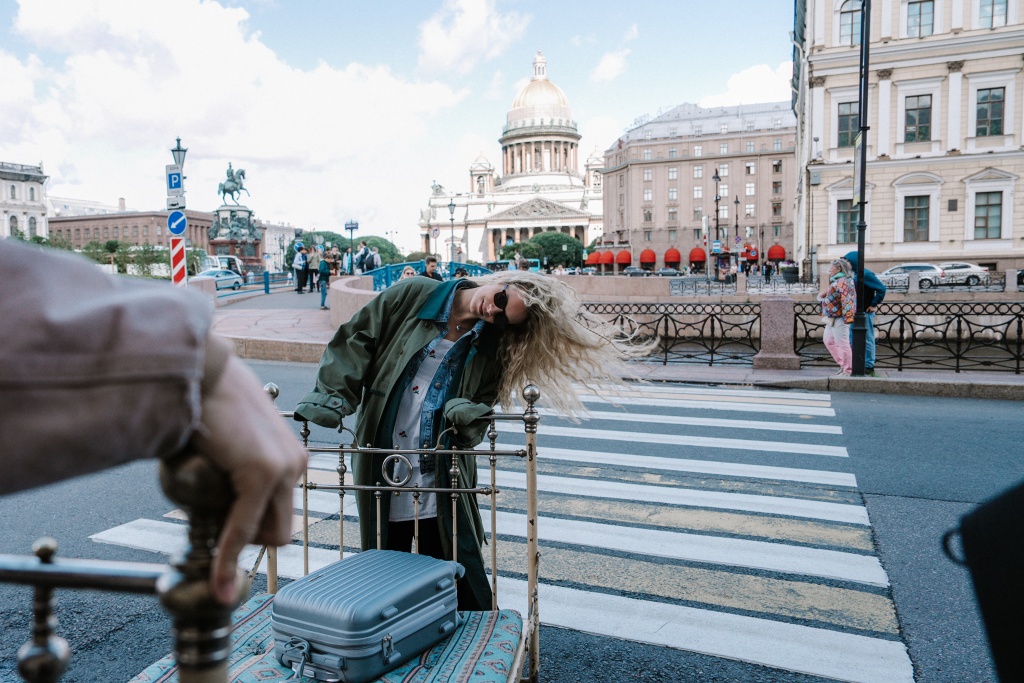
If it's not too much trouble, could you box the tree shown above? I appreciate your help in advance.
[81,241,108,264]
[405,251,430,262]
[133,243,163,278]
[529,232,583,268]
[499,241,541,261]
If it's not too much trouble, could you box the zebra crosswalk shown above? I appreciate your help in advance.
[89,383,914,683]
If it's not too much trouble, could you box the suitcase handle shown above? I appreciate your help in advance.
[382,634,402,666]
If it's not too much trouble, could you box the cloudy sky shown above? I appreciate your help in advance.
[0,0,794,252]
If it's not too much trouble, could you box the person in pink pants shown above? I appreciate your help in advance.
[818,258,856,375]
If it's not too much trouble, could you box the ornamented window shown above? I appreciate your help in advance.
[772,159,782,173]
[9,185,15,200]
[693,207,703,221]
[903,195,930,241]
[28,217,37,238]
[668,229,677,240]
[838,200,859,243]
[840,0,863,46]
[979,0,1007,27]
[905,95,932,142]
[668,187,678,201]
[838,102,859,147]
[643,188,653,202]
[907,0,934,36]
[773,181,783,195]
[644,231,652,241]
[977,88,1004,136]
[29,187,35,201]
[694,228,702,240]
[771,202,783,217]
[668,209,678,222]
[975,192,1002,239]
[643,209,653,222]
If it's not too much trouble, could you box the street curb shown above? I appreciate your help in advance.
[224,336,324,364]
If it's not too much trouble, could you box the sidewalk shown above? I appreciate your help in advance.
[213,293,1024,401]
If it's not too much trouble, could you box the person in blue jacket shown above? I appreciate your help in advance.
[843,250,887,375]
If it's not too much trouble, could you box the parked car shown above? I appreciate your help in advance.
[655,267,683,277]
[195,269,244,290]
[622,266,651,277]
[937,262,990,286]
[879,263,944,289]
[580,267,598,275]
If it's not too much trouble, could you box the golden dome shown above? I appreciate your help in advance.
[506,51,574,128]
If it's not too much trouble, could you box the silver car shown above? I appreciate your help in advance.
[937,262,990,286]
[195,268,244,290]
[879,263,944,289]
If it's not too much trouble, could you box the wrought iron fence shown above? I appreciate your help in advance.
[881,272,1012,294]
[795,302,1024,373]
[746,276,820,295]
[583,302,761,365]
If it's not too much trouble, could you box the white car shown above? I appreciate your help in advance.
[879,263,944,289]
[937,262,990,286]
[195,269,244,290]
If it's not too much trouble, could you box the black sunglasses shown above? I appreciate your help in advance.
[493,284,510,331]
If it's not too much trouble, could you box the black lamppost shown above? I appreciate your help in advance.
[712,169,721,281]
[344,220,358,274]
[850,0,873,377]
[734,196,740,274]
[448,198,457,277]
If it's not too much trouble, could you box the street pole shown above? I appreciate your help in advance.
[851,0,872,377]
[713,170,721,281]
[344,220,358,274]
[734,196,740,275]
[448,198,456,278]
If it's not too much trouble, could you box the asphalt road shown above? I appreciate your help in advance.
[1,362,1020,682]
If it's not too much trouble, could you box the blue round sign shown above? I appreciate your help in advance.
[167,210,187,236]
[294,241,304,253]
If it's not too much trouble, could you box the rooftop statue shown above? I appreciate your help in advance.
[218,162,250,204]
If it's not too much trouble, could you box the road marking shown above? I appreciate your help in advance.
[580,395,837,416]
[610,384,832,402]
[498,423,849,458]
[581,391,834,409]
[539,408,843,434]
[492,442,858,486]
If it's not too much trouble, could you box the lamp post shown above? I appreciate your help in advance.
[712,169,721,281]
[851,0,873,377]
[448,198,457,278]
[171,137,187,166]
[344,220,358,274]
[734,196,740,275]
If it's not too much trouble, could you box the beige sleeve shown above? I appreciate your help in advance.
[0,239,223,495]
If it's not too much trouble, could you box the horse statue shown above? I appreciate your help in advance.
[218,164,250,204]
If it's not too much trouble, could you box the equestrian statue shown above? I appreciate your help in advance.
[218,162,250,204]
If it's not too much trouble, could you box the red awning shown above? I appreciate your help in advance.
[598,251,615,265]
[585,251,600,265]
[665,248,682,264]
[744,245,759,260]
[688,247,706,262]
[616,250,632,265]
[639,248,657,263]
[767,245,786,260]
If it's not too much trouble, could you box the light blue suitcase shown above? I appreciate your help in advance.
[272,550,464,682]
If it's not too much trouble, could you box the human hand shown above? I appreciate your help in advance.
[866,306,876,313]
[191,355,308,604]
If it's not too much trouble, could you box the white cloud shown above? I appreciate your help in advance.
[624,24,638,42]
[578,115,624,159]
[699,61,793,107]
[485,70,506,100]
[590,48,630,83]
[1,0,469,244]
[417,0,530,75]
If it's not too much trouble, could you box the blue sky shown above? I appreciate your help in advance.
[0,0,794,251]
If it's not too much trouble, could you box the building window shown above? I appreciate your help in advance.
[29,187,35,201]
[644,230,652,241]
[669,147,677,158]
[643,209,653,222]
[979,0,1007,28]
[718,164,729,177]
[28,217,37,238]
[693,207,703,221]
[745,162,756,175]
[745,182,756,196]
[838,199,859,243]
[143,225,149,236]
[771,202,782,217]
[694,165,703,179]
[643,188,653,202]
[693,186,703,199]
[643,168,653,181]
[644,130,652,140]
[745,204,755,217]
[773,181,783,195]
[668,209,678,222]
[84,228,91,239]
[619,193,624,206]
[838,102,859,147]
[720,184,728,197]
[720,123,728,134]
[668,229,677,240]
[104,227,110,238]
[694,145,702,157]
[772,159,782,173]
[133,226,139,237]
[907,0,934,36]
[773,138,782,151]
[9,185,15,200]
[746,142,755,153]
[774,225,782,237]
[975,192,1002,239]
[977,88,1004,136]
[719,143,728,155]
[904,195,930,241]
[746,121,755,132]
[643,149,652,160]
[694,126,702,136]
[773,118,782,130]
[668,187,678,201]
[694,228,702,240]
[841,0,863,46]
[905,95,932,142]
[619,174,624,187]
[668,167,678,180]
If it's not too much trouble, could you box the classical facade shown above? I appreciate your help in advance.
[419,52,603,264]
[49,210,214,252]
[792,0,1024,274]
[601,103,798,274]
[1,161,48,239]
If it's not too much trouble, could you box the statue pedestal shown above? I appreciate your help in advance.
[209,204,262,272]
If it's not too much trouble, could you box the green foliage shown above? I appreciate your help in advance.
[498,242,541,260]
[186,248,209,276]
[104,240,120,254]
[405,251,430,262]
[529,232,583,267]
[81,241,110,264]
[133,243,163,278]
[46,233,75,251]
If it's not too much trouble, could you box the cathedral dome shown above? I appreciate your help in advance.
[505,51,575,130]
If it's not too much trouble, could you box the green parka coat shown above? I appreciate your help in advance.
[294,277,502,609]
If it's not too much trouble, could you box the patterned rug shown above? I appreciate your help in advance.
[129,593,522,683]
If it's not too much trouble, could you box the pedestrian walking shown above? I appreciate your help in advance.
[764,263,773,284]
[318,254,331,310]
[308,246,322,292]
[818,258,856,375]
[293,247,309,293]
[843,250,887,376]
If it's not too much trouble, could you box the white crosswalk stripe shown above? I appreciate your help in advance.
[90,383,912,682]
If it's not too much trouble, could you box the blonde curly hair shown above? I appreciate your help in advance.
[467,271,655,416]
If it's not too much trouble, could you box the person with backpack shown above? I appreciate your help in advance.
[354,241,370,274]
[843,250,887,376]
[368,246,383,271]
[318,253,332,310]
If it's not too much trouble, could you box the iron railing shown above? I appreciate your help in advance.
[795,302,1024,373]
[584,302,761,365]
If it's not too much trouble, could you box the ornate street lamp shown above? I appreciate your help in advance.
[344,220,358,274]
[734,195,740,273]
[448,199,457,277]
[171,137,188,166]
[712,169,721,281]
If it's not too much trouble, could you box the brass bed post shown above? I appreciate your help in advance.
[522,384,541,683]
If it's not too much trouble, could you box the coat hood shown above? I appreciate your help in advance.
[843,251,859,270]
